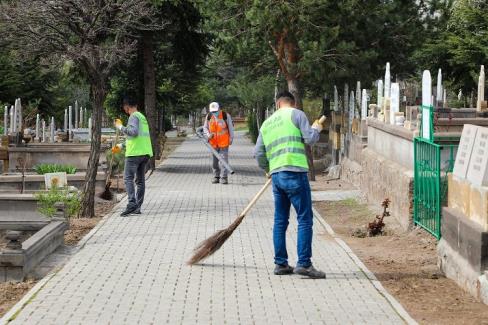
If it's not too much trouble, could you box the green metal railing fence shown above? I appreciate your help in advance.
[413,137,457,239]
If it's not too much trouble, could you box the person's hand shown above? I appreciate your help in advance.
[114,119,123,130]
[207,133,214,140]
[111,144,123,154]
[312,119,323,132]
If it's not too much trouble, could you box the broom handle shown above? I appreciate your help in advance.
[106,129,120,186]
[239,178,272,217]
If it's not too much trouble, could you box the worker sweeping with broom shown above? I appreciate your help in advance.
[254,90,325,279]
[187,91,326,279]
[112,96,153,217]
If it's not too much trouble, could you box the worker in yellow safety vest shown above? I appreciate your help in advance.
[112,96,153,217]
[254,90,326,279]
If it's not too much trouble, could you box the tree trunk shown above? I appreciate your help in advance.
[80,82,106,218]
[143,32,159,169]
[287,77,303,110]
[286,73,315,181]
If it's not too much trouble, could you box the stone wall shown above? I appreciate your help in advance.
[438,207,488,304]
[346,134,366,164]
[360,148,414,230]
[367,119,414,170]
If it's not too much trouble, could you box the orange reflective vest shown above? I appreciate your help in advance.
[209,111,230,148]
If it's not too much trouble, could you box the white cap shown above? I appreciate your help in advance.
[209,102,220,112]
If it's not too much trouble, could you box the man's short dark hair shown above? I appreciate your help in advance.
[122,95,138,108]
[276,90,295,103]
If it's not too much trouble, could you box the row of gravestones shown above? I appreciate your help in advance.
[453,124,488,186]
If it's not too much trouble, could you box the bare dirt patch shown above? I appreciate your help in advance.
[0,280,36,318]
[314,197,488,325]
[311,173,357,191]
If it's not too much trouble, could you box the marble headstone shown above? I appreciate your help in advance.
[453,124,479,179]
[467,127,488,187]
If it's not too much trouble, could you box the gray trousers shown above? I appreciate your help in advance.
[212,147,229,178]
[124,155,149,210]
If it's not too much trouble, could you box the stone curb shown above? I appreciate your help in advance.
[0,272,55,324]
[312,206,418,325]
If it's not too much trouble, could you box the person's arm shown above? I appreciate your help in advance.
[203,115,211,138]
[292,109,320,145]
[120,114,139,137]
[254,131,269,172]
[226,113,234,143]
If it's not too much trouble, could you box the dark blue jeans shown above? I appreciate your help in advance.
[271,171,313,268]
[124,155,149,210]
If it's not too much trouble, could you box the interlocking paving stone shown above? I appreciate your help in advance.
[8,133,409,324]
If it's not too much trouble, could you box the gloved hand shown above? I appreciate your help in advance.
[114,119,123,130]
[111,143,123,154]
[312,119,323,132]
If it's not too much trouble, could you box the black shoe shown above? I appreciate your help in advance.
[134,209,141,215]
[211,177,220,184]
[274,264,294,275]
[120,207,136,217]
[294,265,326,279]
[221,177,228,184]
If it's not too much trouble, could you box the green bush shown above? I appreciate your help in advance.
[0,126,4,135]
[34,164,77,175]
[35,187,81,218]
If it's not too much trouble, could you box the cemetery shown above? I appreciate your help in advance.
[321,63,488,306]
[0,99,120,283]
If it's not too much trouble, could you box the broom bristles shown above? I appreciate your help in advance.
[187,214,245,265]
[99,182,114,201]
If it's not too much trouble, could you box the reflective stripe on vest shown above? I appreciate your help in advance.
[209,111,230,148]
[260,108,308,172]
[125,111,154,157]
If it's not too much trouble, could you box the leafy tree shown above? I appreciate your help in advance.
[416,0,487,96]
[105,0,208,166]
[1,0,160,217]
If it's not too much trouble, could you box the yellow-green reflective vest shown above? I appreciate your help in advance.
[125,111,154,158]
[260,108,308,172]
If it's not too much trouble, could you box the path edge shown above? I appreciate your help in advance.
[312,206,418,325]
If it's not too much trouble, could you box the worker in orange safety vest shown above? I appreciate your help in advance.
[203,101,234,184]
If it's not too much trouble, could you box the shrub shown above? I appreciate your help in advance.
[35,187,81,218]
[34,164,77,175]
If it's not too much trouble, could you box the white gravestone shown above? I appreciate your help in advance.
[377,80,383,109]
[384,62,391,100]
[467,127,488,187]
[421,70,432,140]
[361,89,368,120]
[390,83,400,125]
[453,124,479,179]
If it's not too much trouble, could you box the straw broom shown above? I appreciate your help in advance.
[188,178,272,265]
[188,115,327,265]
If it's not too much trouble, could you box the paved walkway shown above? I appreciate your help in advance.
[5,133,412,324]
